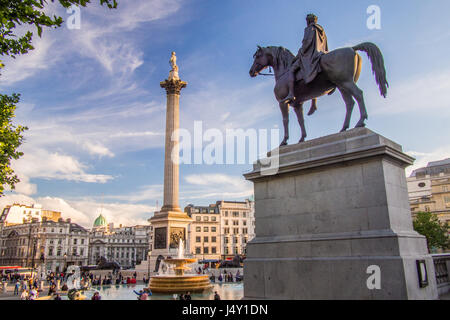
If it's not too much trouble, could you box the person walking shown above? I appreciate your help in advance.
[14,280,20,295]
[214,291,221,300]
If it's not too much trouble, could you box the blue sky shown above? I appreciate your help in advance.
[1,0,450,227]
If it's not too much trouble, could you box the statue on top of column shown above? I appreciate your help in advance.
[169,51,179,80]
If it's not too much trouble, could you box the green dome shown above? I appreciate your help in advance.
[93,214,107,227]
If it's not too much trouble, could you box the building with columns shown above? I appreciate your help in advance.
[0,216,89,273]
[88,214,152,268]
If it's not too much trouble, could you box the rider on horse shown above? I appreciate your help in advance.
[283,14,329,115]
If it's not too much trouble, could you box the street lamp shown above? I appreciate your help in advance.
[147,250,152,285]
[63,253,67,273]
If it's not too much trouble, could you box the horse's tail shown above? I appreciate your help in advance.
[353,42,388,98]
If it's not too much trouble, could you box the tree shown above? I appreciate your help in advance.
[0,0,117,195]
[413,211,450,252]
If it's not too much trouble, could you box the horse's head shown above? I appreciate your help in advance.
[249,45,271,77]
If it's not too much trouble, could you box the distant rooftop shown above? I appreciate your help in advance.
[410,158,450,177]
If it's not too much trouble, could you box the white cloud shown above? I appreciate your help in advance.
[82,141,115,158]
[106,185,163,203]
[13,147,113,184]
[0,194,154,228]
[369,69,450,116]
[0,33,57,86]
[183,174,253,201]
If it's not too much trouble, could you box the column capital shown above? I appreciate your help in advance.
[160,79,187,95]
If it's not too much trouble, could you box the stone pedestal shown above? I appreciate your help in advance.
[243,128,438,299]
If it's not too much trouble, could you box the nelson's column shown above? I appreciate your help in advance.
[149,52,193,270]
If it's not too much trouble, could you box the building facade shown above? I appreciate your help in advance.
[407,158,450,252]
[184,199,255,260]
[0,205,153,272]
[408,159,450,226]
[0,217,89,273]
[88,214,152,268]
[185,204,221,260]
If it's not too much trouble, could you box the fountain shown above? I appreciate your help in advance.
[148,240,213,293]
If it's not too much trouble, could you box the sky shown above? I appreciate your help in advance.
[1,0,450,228]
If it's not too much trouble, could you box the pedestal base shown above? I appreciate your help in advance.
[243,128,438,300]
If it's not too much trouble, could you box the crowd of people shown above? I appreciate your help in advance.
[210,269,243,283]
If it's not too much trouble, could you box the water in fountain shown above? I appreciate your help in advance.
[178,239,184,259]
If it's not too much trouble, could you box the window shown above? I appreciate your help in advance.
[204,247,209,254]
[243,212,246,218]
[48,247,54,256]
[60,229,63,233]
[233,220,239,226]
[225,247,229,254]
[211,227,216,232]
[203,216,209,222]
[80,248,84,256]
[196,226,201,232]
[72,248,77,256]
[211,236,216,243]
[203,227,209,232]
[81,239,85,245]
[224,211,228,217]
[243,221,247,226]
[204,236,209,242]
[225,237,229,244]
[233,228,239,234]
[444,186,449,192]
[212,247,217,254]
[196,216,201,221]
[195,247,201,254]
[233,211,239,217]
[211,217,216,222]
[196,237,201,243]
[73,239,78,245]
[243,228,248,234]
[418,182,426,188]
[224,228,230,234]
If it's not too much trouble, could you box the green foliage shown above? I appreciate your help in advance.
[0,0,117,195]
[0,0,117,58]
[0,93,27,194]
[413,211,450,252]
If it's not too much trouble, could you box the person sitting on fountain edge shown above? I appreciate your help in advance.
[283,13,330,116]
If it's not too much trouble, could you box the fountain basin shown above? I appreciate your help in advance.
[149,274,213,293]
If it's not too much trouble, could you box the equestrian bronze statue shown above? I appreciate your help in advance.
[249,14,388,146]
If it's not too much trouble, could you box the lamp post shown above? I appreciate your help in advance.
[147,250,152,285]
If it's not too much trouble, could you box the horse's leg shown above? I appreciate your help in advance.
[339,81,367,128]
[307,99,317,116]
[278,101,289,146]
[293,102,307,142]
[338,88,355,132]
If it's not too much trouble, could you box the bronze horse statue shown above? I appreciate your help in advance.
[249,42,388,145]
